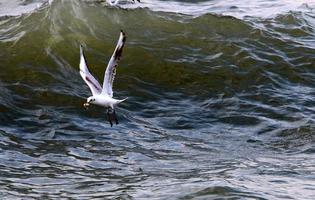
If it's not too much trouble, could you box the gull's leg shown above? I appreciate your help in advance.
[107,109,113,127]
[113,109,119,125]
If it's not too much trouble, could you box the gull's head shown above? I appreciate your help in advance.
[87,96,96,104]
[83,96,96,109]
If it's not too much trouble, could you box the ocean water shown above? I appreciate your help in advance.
[0,0,315,199]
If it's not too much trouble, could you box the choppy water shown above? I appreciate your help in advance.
[0,0,315,199]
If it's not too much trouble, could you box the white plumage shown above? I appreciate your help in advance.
[79,31,127,126]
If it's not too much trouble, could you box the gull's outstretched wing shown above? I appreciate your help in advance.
[79,45,102,96]
[102,30,126,97]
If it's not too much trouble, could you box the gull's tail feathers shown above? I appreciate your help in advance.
[116,97,128,104]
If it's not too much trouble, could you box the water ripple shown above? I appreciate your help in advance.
[0,0,315,199]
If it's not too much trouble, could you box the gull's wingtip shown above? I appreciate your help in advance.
[120,30,126,37]
[120,30,126,43]
[80,44,83,55]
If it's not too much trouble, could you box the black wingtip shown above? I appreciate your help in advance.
[120,30,126,37]
[80,44,83,54]
[80,44,85,57]
[119,30,127,44]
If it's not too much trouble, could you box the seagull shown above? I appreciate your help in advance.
[107,0,140,6]
[79,31,127,127]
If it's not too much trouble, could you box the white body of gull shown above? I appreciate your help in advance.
[80,31,127,126]
[107,0,140,6]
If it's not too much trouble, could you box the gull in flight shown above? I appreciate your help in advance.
[107,0,140,6]
[80,31,127,127]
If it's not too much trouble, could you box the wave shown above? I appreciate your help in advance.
[0,0,314,140]
[0,1,315,199]
[1,0,315,20]
[0,0,53,18]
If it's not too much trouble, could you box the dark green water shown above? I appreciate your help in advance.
[0,0,315,199]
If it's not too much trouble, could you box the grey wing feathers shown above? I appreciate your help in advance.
[79,45,102,96]
[102,31,126,97]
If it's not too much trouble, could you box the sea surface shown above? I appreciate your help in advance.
[0,0,315,199]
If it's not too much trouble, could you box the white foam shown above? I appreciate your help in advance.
[117,0,315,18]
[0,0,51,17]
[0,0,314,19]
